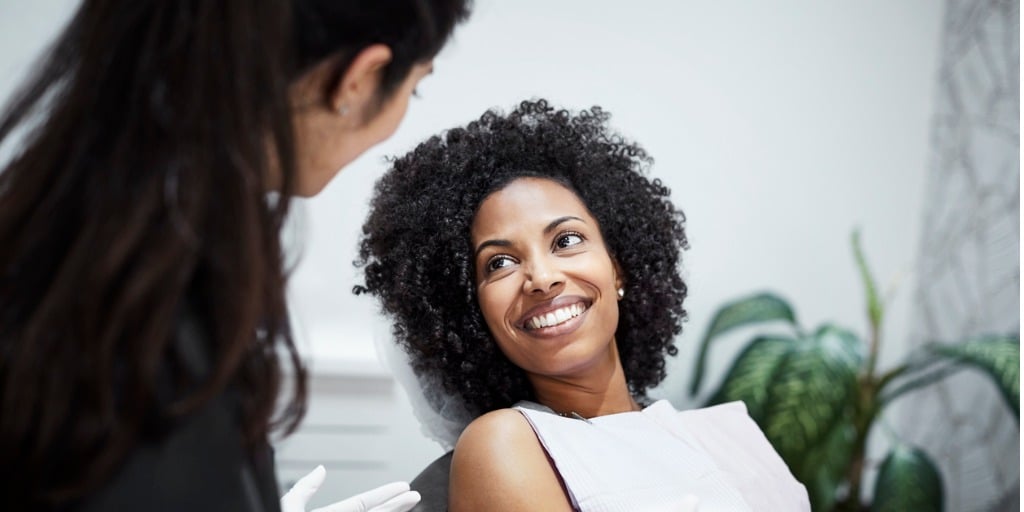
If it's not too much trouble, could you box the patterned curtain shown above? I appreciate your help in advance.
[898,1,1019,511]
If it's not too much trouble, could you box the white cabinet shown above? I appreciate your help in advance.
[273,361,444,508]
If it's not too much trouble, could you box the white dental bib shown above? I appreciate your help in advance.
[513,400,810,512]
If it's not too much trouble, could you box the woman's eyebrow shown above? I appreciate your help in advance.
[474,239,510,259]
[544,216,585,234]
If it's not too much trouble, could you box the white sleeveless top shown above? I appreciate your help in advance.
[513,400,810,512]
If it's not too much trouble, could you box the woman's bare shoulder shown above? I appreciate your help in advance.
[456,408,535,446]
[449,408,571,511]
[450,408,543,480]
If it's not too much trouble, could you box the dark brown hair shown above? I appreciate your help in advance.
[0,0,468,505]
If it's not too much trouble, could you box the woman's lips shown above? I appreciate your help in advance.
[518,295,592,331]
[525,302,587,330]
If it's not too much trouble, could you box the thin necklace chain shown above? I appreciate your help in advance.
[553,397,651,423]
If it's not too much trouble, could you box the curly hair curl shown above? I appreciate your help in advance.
[355,99,688,418]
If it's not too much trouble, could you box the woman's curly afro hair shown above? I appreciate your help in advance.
[355,99,688,418]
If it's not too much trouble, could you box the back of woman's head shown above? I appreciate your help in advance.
[293,0,468,96]
[0,0,468,506]
[356,99,688,420]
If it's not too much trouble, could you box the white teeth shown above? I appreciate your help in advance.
[527,303,587,329]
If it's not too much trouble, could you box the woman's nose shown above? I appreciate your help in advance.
[523,257,564,295]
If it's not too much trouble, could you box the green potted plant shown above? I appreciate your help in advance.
[688,230,1019,511]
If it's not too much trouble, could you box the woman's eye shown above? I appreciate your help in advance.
[555,232,584,249]
[486,255,515,273]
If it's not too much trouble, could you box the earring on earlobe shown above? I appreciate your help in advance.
[337,104,349,116]
[617,287,625,299]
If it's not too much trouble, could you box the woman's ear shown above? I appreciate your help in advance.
[331,44,393,119]
[612,258,626,300]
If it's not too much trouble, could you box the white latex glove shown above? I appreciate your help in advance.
[281,465,422,512]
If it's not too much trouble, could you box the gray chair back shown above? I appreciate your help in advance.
[409,451,454,512]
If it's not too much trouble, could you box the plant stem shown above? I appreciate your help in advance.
[865,302,882,381]
[837,372,879,511]
[839,300,885,511]
[876,363,907,393]
[879,362,964,407]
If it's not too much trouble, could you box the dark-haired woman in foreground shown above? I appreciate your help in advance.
[0,1,469,510]
[357,100,810,511]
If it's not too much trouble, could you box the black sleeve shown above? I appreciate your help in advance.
[72,308,282,512]
[76,393,281,512]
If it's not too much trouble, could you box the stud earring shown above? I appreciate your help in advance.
[337,104,349,116]
[617,287,625,299]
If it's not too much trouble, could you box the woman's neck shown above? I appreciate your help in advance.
[527,340,640,419]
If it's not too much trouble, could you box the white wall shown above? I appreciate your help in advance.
[1,0,946,501]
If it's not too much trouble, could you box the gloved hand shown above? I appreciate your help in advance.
[281,465,422,512]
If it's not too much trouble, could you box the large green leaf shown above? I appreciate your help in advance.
[707,335,795,422]
[930,335,1019,418]
[761,325,862,464]
[796,418,857,512]
[762,327,863,511]
[689,293,798,396]
[706,324,863,511]
[870,445,943,512]
[814,323,865,370]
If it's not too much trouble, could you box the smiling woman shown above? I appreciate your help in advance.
[355,99,811,510]
[471,179,626,390]
[356,100,686,419]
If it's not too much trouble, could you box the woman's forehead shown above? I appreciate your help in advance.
[471,178,595,235]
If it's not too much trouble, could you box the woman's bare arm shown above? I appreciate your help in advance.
[449,409,573,512]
